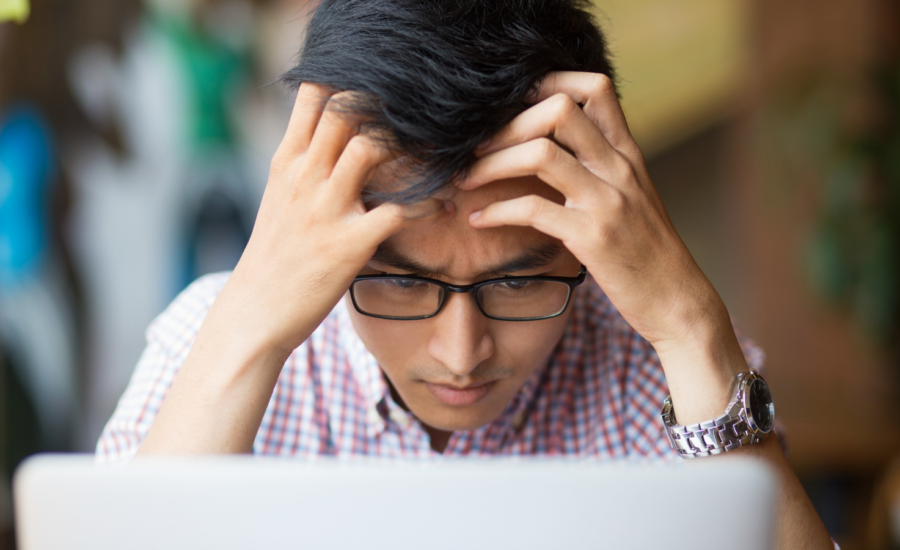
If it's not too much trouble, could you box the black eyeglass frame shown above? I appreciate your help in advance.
[349,265,587,322]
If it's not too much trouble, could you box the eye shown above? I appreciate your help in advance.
[388,278,429,290]
[498,280,533,291]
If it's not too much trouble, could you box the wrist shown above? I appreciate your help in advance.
[216,264,332,356]
[652,303,748,426]
[190,306,292,387]
[196,283,297,378]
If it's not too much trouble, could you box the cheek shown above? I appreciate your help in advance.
[491,316,571,372]
[345,295,430,366]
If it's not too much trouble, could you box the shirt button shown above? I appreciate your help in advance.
[367,409,383,426]
[389,409,413,430]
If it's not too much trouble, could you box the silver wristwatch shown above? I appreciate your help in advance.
[660,369,775,459]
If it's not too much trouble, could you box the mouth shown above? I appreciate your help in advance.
[424,380,497,406]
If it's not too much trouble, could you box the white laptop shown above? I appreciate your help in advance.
[14,454,775,550]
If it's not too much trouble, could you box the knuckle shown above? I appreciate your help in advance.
[607,188,628,215]
[269,150,300,180]
[269,153,289,177]
[590,73,615,95]
[622,142,645,166]
[548,92,579,119]
[532,137,559,165]
[614,155,637,182]
[343,136,376,166]
[523,195,545,217]
[591,208,620,245]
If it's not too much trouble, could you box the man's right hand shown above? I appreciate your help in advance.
[224,83,434,357]
[138,83,434,454]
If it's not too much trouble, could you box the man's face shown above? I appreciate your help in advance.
[347,175,581,433]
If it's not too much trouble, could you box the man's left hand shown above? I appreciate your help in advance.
[460,71,727,354]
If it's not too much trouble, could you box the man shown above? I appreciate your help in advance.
[98,0,834,547]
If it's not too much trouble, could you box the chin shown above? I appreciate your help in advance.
[398,380,521,432]
[412,401,507,432]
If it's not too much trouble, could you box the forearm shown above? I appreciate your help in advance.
[137,84,421,455]
[655,300,833,550]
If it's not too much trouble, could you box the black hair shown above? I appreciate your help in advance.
[281,0,615,203]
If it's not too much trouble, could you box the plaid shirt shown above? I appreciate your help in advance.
[96,272,765,463]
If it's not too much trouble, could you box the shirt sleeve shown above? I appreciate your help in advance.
[735,324,766,373]
[95,272,231,463]
[732,323,795,455]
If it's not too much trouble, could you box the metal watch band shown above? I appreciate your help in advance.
[661,397,754,458]
[660,370,771,459]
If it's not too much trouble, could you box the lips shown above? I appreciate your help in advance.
[424,380,496,406]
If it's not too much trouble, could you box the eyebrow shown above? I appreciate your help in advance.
[370,241,564,279]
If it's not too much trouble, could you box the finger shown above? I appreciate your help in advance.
[277,83,334,159]
[399,198,448,220]
[352,199,445,245]
[467,195,584,243]
[475,92,619,168]
[305,91,367,178]
[351,202,405,246]
[461,138,597,198]
[532,71,641,162]
[329,135,394,202]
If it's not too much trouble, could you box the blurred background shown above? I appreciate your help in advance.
[0,0,898,547]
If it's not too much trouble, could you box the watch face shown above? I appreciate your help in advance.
[747,378,775,433]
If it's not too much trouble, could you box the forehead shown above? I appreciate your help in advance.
[378,176,566,278]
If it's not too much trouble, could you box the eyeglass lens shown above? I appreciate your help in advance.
[351,278,572,319]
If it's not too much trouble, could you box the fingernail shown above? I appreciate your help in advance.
[469,210,482,221]
[475,138,492,154]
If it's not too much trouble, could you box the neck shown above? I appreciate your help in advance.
[422,424,452,453]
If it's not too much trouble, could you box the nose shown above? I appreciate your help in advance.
[426,291,494,378]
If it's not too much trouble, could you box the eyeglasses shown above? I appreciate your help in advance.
[349,266,586,321]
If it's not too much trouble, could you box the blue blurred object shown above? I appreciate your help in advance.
[0,104,55,289]
[0,103,80,450]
